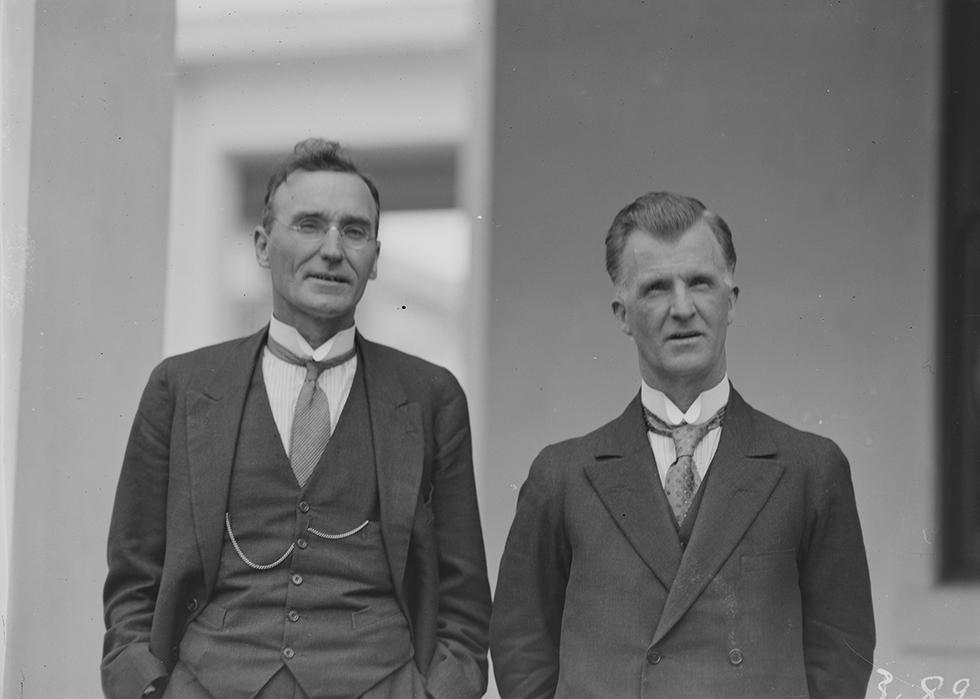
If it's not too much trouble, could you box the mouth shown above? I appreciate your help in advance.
[667,331,702,342]
[306,272,349,285]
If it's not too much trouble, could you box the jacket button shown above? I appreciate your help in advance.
[296,538,308,549]
[298,501,310,513]
[646,649,662,665]
[729,648,744,665]
[186,598,198,612]
[291,573,303,585]
[282,647,295,660]
[287,609,300,622]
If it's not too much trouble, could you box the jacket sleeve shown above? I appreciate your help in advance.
[800,443,876,698]
[422,371,493,699]
[490,448,571,699]
[102,361,174,698]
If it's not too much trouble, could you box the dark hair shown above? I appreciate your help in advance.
[604,191,736,283]
[261,138,381,233]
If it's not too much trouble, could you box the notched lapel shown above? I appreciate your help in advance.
[359,337,424,600]
[186,329,266,593]
[584,395,682,591]
[652,389,783,645]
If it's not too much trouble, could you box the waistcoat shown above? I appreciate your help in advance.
[649,456,710,551]
[179,358,413,698]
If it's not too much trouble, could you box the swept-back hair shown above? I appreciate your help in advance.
[604,191,736,284]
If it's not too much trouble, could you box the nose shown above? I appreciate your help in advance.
[669,285,695,319]
[317,225,344,259]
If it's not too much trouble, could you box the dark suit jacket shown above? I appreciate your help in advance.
[103,329,491,699]
[490,388,874,699]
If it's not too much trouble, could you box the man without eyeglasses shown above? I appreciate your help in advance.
[103,139,491,698]
[490,192,874,698]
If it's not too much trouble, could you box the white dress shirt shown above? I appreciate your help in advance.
[641,376,730,488]
[262,316,358,456]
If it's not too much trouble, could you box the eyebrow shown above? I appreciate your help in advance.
[291,211,375,228]
[635,268,723,286]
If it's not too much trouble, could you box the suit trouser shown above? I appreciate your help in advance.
[162,658,429,699]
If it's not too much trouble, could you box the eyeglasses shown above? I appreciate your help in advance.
[275,217,377,250]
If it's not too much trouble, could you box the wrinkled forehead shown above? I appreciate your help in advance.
[623,223,733,278]
[271,170,379,223]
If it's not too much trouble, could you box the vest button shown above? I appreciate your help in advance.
[291,573,303,585]
[728,648,744,666]
[282,647,295,660]
[646,649,662,665]
[287,609,300,622]
[296,538,308,549]
[298,501,311,513]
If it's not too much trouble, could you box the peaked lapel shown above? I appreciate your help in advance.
[584,394,683,591]
[357,335,424,605]
[185,328,267,593]
[651,388,783,645]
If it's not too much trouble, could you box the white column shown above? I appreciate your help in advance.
[1,0,37,692]
[3,2,175,695]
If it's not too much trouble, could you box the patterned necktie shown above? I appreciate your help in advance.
[643,405,726,525]
[266,337,356,486]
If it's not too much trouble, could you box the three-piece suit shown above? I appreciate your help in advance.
[103,328,491,698]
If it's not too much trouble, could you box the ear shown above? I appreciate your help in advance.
[727,284,739,325]
[254,226,271,269]
[368,240,380,280]
[612,292,632,337]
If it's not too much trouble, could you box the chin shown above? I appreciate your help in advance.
[301,292,352,312]
[292,302,351,323]
[662,356,715,379]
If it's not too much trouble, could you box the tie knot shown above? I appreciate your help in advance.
[671,423,708,457]
[643,405,726,457]
[267,336,357,380]
[303,360,330,383]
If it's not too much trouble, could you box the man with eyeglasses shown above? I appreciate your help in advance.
[102,139,491,698]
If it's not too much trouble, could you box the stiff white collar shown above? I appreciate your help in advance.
[267,315,356,362]
[641,375,730,426]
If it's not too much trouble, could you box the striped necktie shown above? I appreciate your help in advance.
[266,337,356,486]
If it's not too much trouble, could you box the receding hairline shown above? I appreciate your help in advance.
[260,138,382,235]
[269,169,380,219]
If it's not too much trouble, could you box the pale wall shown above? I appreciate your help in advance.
[3,2,175,696]
[486,0,979,690]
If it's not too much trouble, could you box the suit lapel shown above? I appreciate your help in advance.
[186,328,267,593]
[651,388,783,645]
[584,394,683,591]
[358,336,424,602]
